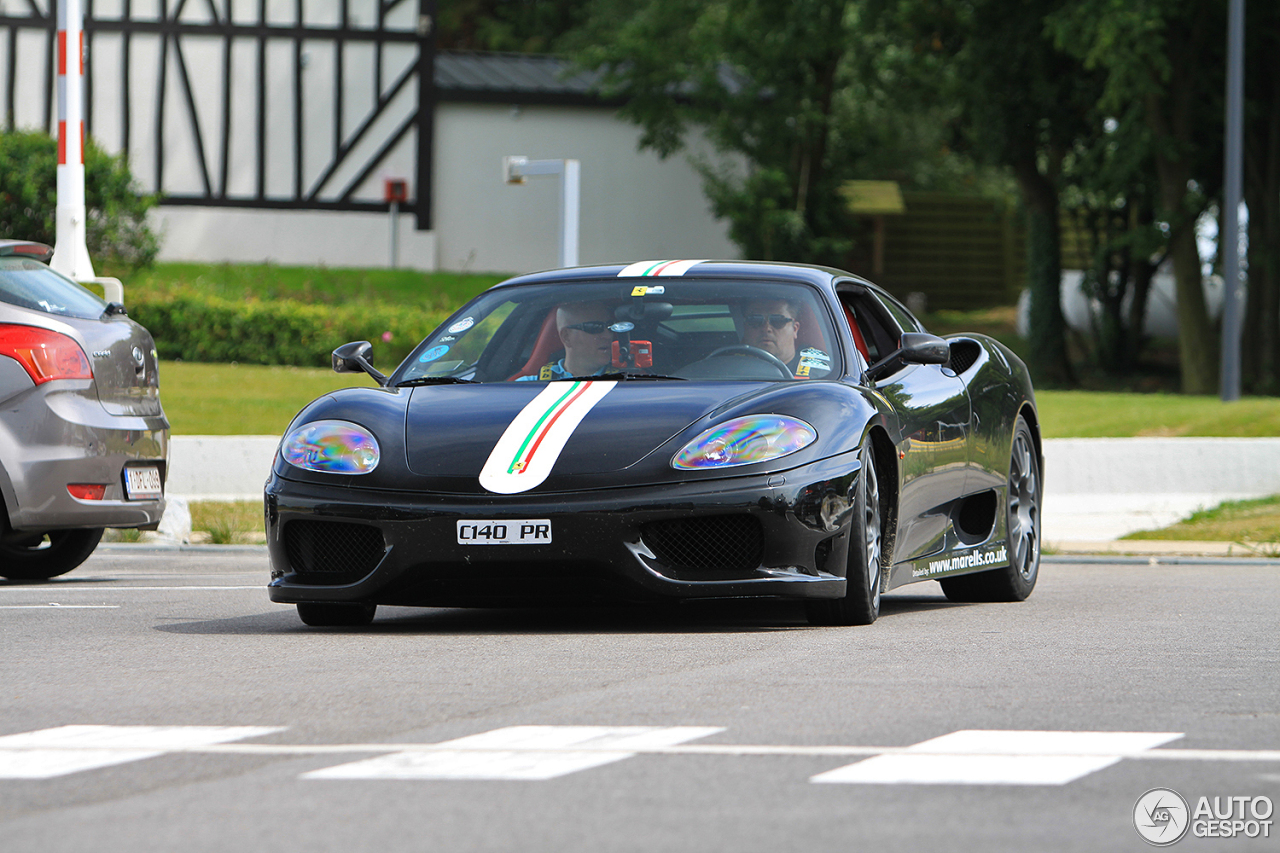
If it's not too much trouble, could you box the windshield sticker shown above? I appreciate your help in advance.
[479,380,617,494]
[629,285,665,297]
[618,259,707,278]
[438,335,456,342]
[419,345,450,363]
[447,317,475,334]
[800,347,831,365]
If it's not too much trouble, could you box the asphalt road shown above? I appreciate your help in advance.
[2,548,1278,852]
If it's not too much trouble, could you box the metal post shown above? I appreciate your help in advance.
[560,158,580,268]
[50,0,97,281]
[389,201,399,268]
[1219,0,1245,401]
[503,156,581,267]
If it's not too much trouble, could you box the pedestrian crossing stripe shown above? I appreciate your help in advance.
[0,725,285,779]
[810,730,1184,786]
[8,725,1271,786]
[303,726,727,781]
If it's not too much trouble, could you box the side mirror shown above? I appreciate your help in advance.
[866,332,950,381]
[332,341,388,386]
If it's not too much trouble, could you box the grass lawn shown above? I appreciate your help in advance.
[160,361,375,435]
[156,360,1280,438]
[108,261,509,309]
[1122,495,1280,551]
[1036,391,1280,438]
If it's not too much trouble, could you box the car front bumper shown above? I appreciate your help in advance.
[265,452,863,607]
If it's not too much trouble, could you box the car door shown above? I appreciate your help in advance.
[839,287,972,563]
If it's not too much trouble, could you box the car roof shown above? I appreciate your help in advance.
[486,260,876,293]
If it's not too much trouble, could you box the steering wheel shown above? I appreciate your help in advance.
[705,345,793,379]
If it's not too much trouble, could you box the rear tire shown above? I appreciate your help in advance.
[941,415,1040,603]
[0,528,104,580]
[806,443,882,626]
[296,602,377,627]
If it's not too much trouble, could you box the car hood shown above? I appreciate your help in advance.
[404,381,761,492]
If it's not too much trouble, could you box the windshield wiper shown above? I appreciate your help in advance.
[396,376,479,387]
[588,371,687,381]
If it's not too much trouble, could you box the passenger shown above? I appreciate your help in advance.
[518,301,615,380]
[742,297,832,377]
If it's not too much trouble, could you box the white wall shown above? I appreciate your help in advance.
[432,103,739,273]
[150,206,438,269]
[2,2,739,273]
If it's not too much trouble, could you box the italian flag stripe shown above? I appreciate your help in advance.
[507,380,590,474]
[479,380,617,494]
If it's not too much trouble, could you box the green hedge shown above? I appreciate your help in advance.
[127,291,449,369]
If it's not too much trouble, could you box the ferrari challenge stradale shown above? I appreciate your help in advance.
[265,260,1042,627]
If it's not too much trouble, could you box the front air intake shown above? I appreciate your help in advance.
[641,515,763,572]
[284,520,385,584]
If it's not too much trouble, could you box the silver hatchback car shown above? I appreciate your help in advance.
[0,240,168,579]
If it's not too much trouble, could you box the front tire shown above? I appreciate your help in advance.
[296,602,377,627]
[806,443,882,626]
[0,528,104,580]
[941,414,1041,602]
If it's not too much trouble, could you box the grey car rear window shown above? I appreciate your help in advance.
[0,258,107,319]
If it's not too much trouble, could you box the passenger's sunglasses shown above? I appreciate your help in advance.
[745,313,796,330]
[564,321,610,334]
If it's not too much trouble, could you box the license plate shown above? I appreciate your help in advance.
[456,519,551,545]
[124,465,163,500]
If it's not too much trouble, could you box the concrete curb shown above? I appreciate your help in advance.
[163,435,1280,544]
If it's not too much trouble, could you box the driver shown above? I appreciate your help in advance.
[742,297,832,378]
[518,301,615,380]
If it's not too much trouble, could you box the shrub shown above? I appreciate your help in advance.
[127,289,450,368]
[0,129,159,270]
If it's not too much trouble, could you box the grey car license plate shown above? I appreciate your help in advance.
[124,465,163,500]
[456,520,551,545]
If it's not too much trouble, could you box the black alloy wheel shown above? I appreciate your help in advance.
[806,442,882,625]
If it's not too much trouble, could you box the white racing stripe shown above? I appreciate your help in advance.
[302,726,726,781]
[479,380,616,494]
[811,730,1184,786]
[616,259,707,277]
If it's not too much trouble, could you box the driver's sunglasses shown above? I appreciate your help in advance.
[565,321,609,334]
[745,313,796,329]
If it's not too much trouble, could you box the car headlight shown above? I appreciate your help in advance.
[281,420,380,474]
[672,415,817,470]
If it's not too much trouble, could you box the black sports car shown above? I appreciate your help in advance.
[265,260,1041,627]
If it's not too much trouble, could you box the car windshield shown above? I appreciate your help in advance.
[395,278,840,384]
[0,259,108,319]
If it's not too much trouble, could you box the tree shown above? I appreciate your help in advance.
[1239,2,1280,395]
[1059,107,1165,376]
[437,0,590,53]
[879,0,1097,387]
[573,0,865,265]
[1048,0,1226,394]
[0,129,158,270]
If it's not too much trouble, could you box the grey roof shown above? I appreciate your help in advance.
[434,51,615,105]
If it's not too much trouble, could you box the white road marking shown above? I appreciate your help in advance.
[0,586,260,592]
[811,730,1184,786]
[0,725,285,779]
[0,605,120,609]
[1,726,1273,786]
[302,726,726,781]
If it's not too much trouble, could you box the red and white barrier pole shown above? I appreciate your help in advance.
[50,0,96,281]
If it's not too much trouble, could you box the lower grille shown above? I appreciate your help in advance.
[641,515,763,572]
[284,520,385,584]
